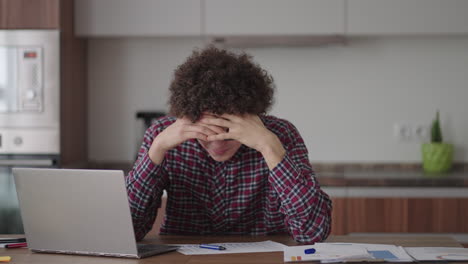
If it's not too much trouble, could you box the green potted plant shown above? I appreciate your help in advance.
[421,111,453,173]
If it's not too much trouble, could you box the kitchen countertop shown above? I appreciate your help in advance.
[316,170,468,187]
[86,161,468,187]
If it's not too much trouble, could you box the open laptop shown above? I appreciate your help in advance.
[12,168,178,258]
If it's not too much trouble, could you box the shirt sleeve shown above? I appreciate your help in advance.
[125,122,169,241]
[268,122,332,244]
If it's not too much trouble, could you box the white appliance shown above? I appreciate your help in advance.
[0,30,60,233]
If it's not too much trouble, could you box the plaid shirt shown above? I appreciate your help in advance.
[125,115,332,243]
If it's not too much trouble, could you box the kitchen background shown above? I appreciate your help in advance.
[88,36,468,163]
[1,0,468,245]
[75,0,468,164]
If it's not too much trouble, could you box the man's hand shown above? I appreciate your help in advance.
[199,114,286,169]
[148,118,224,164]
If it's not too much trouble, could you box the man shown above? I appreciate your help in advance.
[125,46,332,243]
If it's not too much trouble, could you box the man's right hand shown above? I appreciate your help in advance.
[148,118,224,164]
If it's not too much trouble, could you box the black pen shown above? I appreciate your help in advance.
[199,244,226,250]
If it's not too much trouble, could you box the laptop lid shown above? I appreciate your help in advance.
[13,168,140,258]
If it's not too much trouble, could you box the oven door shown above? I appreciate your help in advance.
[0,46,19,112]
[0,155,58,234]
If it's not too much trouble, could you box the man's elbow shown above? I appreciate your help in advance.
[291,212,332,244]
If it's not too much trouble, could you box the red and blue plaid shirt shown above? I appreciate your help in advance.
[125,115,332,243]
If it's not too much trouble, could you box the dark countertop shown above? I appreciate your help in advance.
[316,170,468,187]
[85,161,468,188]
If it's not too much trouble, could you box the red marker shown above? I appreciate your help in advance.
[5,243,27,249]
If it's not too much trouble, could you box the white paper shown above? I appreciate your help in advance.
[284,243,374,263]
[328,243,414,262]
[175,240,285,255]
[405,247,468,261]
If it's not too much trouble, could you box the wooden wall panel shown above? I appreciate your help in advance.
[0,0,59,29]
[60,0,88,167]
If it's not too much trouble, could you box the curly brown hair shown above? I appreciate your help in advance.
[168,46,275,122]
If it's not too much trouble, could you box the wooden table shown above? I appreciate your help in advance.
[0,235,464,264]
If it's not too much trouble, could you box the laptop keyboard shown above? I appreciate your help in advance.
[137,244,158,254]
[138,243,179,255]
[136,243,179,257]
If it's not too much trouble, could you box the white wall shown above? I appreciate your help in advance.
[88,36,468,163]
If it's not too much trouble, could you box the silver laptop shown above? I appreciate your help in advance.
[12,168,178,258]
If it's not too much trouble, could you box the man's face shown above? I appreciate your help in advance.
[197,139,242,162]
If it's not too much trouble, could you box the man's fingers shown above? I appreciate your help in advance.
[198,116,231,128]
[202,113,241,122]
[202,124,226,134]
[219,113,242,122]
[207,133,232,141]
[183,131,208,141]
[186,124,219,135]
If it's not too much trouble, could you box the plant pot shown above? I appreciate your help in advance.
[421,143,453,173]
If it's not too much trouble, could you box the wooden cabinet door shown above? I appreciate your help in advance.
[330,197,347,235]
[407,198,464,233]
[343,197,467,233]
[460,198,468,233]
[346,198,408,233]
[0,0,59,29]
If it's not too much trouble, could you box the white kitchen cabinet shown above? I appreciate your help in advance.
[75,0,202,36]
[347,0,468,35]
[204,0,345,35]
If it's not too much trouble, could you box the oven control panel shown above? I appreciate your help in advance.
[19,47,43,112]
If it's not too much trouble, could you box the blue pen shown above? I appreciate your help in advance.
[199,244,226,250]
[304,248,316,254]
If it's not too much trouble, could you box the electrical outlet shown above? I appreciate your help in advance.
[394,123,430,142]
[414,124,429,141]
[394,123,412,141]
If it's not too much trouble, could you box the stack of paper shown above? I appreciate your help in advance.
[173,239,468,263]
[404,247,468,261]
[284,243,374,263]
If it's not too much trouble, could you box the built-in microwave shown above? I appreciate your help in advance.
[0,30,60,234]
[0,30,59,154]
